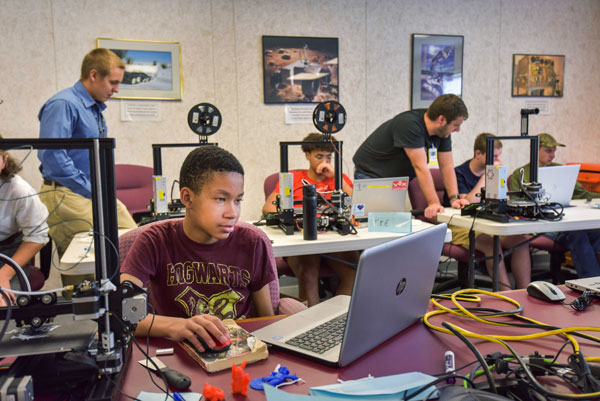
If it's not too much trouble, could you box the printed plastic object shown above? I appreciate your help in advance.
[202,382,225,401]
[231,360,251,396]
[249,365,301,391]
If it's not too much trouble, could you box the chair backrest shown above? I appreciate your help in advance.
[407,168,444,223]
[264,173,280,199]
[115,164,154,215]
[263,170,304,199]
[118,219,280,314]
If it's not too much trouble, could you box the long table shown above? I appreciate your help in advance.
[59,229,132,276]
[60,221,451,274]
[258,219,452,258]
[437,199,600,290]
[118,287,600,400]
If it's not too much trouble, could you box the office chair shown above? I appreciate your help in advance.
[407,169,489,291]
[115,164,154,222]
[507,173,569,283]
[118,219,306,315]
[25,240,54,290]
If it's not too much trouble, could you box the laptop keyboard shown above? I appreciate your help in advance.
[284,313,347,354]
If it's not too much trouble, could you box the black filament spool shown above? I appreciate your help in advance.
[187,103,222,136]
[313,101,346,134]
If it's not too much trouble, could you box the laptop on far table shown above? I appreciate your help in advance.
[351,176,409,221]
[565,276,600,295]
[252,223,447,366]
[537,165,580,207]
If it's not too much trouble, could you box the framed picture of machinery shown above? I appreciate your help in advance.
[512,54,565,97]
[411,34,463,109]
[262,35,339,104]
[96,38,182,100]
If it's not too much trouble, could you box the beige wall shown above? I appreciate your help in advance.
[1,0,599,221]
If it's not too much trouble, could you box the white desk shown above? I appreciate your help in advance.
[59,222,451,275]
[437,199,600,290]
[437,199,600,235]
[59,229,132,275]
[259,219,452,258]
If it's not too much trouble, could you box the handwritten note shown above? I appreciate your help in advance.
[368,212,412,233]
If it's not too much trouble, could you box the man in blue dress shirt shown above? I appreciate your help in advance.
[37,48,136,288]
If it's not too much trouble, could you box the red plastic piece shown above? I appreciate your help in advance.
[231,360,250,396]
[202,382,225,401]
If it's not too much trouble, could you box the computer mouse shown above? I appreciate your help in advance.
[527,281,566,302]
[196,333,231,354]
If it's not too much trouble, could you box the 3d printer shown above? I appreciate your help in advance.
[0,138,147,400]
[264,101,356,236]
[462,108,564,222]
[139,103,222,225]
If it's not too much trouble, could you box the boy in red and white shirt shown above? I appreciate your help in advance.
[262,133,357,306]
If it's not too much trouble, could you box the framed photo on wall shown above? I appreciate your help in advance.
[97,38,182,100]
[512,54,564,97]
[262,35,338,104]
[410,34,463,109]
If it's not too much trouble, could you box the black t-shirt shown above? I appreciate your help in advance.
[352,109,452,179]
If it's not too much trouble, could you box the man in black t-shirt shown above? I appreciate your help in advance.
[353,94,470,219]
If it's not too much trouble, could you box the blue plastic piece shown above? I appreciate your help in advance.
[249,366,299,391]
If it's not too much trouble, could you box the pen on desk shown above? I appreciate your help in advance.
[444,350,456,384]
[172,393,186,401]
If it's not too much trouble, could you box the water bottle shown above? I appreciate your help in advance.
[302,184,317,241]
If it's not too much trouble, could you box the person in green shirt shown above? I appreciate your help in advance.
[508,133,600,199]
[508,133,600,278]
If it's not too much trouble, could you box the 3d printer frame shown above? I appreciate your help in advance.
[0,138,142,400]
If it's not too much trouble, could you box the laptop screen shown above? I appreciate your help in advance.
[537,165,580,206]
[351,176,409,219]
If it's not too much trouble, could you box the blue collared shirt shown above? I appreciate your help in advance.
[38,81,107,198]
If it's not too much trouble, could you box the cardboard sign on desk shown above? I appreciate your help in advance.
[367,212,412,233]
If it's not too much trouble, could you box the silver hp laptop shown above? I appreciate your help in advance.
[252,224,447,366]
[538,165,580,207]
[565,276,600,295]
[351,176,409,220]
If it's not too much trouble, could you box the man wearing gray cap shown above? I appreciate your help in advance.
[509,133,600,278]
[509,133,599,199]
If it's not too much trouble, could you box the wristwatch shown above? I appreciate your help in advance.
[448,194,460,202]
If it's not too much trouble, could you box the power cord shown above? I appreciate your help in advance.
[566,290,595,311]
[426,288,600,399]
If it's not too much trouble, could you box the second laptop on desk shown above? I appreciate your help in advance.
[537,164,580,207]
[253,223,446,366]
[351,176,409,221]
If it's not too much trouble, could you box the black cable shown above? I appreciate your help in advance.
[108,296,169,400]
[132,336,170,401]
[475,312,600,345]
[493,337,600,399]
[551,340,574,364]
[433,303,600,347]
[431,358,480,376]
[566,290,595,311]
[403,374,476,401]
[517,169,564,221]
[442,321,498,393]
[170,180,179,203]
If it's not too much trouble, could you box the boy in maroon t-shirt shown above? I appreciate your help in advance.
[121,146,275,352]
[262,133,358,306]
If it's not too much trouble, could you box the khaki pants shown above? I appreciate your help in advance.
[39,183,137,291]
